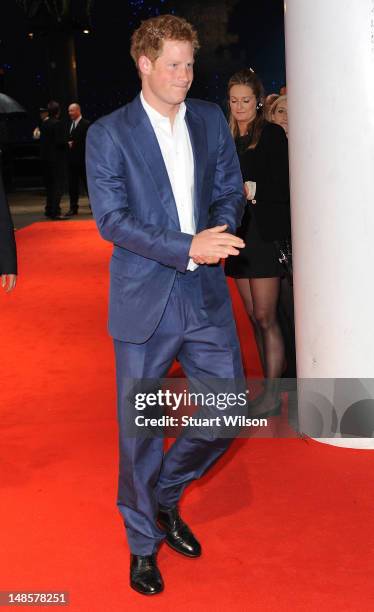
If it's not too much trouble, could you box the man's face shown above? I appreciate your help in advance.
[68,105,80,121]
[141,39,194,109]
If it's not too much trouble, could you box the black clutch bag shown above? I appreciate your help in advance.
[273,239,293,284]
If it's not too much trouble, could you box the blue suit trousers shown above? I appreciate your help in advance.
[114,268,244,555]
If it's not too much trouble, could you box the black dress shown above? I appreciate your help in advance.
[225,121,290,279]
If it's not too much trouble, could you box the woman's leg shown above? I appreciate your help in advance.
[249,277,285,379]
[235,278,265,372]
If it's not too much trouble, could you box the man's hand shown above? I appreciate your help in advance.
[1,274,17,292]
[192,255,221,265]
[189,224,244,265]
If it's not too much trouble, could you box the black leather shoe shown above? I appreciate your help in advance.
[130,554,164,595]
[158,506,201,558]
[64,209,78,217]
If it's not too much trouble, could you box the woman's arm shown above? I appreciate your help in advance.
[250,123,290,203]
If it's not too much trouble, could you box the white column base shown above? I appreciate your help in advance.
[313,438,374,450]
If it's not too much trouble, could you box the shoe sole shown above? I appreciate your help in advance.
[130,583,164,596]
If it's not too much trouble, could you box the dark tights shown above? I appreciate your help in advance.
[235,277,285,379]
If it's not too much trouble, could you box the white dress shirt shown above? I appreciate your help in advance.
[70,115,82,133]
[140,91,197,271]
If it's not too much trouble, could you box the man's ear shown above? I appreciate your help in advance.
[138,55,153,76]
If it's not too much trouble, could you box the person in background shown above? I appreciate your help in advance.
[271,95,288,136]
[270,93,296,377]
[32,107,49,140]
[39,101,66,220]
[0,171,17,292]
[264,93,279,121]
[279,84,287,96]
[225,69,291,412]
[64,103,90,217]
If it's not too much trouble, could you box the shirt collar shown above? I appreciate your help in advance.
[140,91,186,129]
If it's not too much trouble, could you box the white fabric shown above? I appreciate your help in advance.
[244,180,256,201]
[140,91,197,271]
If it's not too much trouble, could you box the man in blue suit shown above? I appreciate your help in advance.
[86,14,246,595]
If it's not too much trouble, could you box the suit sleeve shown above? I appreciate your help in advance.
[0,175,17,274]
[207,107,245,233]
[86,121,193,272]
[252,124,290,203]
[55,120,69,152]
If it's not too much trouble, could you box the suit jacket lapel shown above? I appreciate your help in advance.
[128,96,208,231]
[185,104,207,229]
[131,101,180,229]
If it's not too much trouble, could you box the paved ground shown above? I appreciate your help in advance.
[8,191,92,230]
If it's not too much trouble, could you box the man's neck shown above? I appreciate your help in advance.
[141,89,180,128]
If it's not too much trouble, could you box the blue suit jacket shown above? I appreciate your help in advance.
[86,95,244,343]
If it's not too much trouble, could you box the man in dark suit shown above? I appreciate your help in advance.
[64,103,90,217]
[86,14,246,596]
[32,107,49,141]
[39,100,66,220]
[0,172,17,292]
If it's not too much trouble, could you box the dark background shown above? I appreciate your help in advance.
[0,0,286,133]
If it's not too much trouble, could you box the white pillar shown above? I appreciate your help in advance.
[284,0,374,448]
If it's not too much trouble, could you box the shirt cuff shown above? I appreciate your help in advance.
[187,257,199,271]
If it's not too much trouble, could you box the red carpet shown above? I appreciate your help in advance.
[1,221,374,611]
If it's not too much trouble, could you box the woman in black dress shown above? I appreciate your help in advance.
[225,70,291,409]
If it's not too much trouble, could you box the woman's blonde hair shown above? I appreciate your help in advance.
[227,69,266,150]
[270,94,287,118]
[264,93,279,120]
